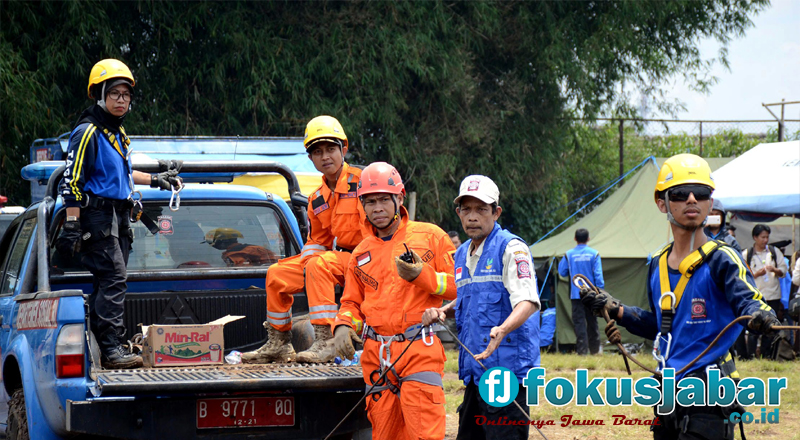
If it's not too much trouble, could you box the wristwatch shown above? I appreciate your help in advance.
[66,216,78,222]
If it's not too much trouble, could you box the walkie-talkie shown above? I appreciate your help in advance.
[399,243,414,263]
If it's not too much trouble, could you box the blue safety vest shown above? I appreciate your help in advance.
[455,223,540,385]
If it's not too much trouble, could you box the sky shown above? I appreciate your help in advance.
[659,0,800,122]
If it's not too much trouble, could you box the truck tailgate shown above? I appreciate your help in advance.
[95,364,365,395]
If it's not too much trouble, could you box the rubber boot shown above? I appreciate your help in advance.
[296,325,336,363]
[241,322,296,364]
[99,328,143,369]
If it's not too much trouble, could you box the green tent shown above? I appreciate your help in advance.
[531,157,732,348]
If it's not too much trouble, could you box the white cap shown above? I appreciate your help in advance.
[454,175,500,205]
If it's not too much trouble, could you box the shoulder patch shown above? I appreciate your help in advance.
[311,194,329,215]
[516,260,532,279]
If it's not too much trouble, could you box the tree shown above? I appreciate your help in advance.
[1,1,768,241]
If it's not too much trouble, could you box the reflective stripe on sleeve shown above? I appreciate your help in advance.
[433,272,448,295]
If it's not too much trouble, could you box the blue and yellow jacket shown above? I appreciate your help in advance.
[619,241,772,380]
[61,123,132,207]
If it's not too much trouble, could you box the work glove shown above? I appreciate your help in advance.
[157,159,183,172]
[605,320,622,345]
[333,326,363,360]
[395,249,424,282]
[747,309,780,335]
[580,287,622,318]
[56,220,82,258]
[150,170,182,191]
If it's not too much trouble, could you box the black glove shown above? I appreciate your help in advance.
[580,287,622,318]
[56,220,82,258]
[150,170,182,191]
[157,159,183,172]
[747,309,780,335]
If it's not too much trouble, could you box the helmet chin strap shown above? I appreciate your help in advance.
[97,82,108,111]
[665,191,707,250]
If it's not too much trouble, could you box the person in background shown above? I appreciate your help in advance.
[742,224,788,357]
[703,199,741,252]
[558,228,605,355]
[448,230,462,248]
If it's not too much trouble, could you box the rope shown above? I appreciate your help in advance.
[436,320,550,440]
[573,274,655,375]
[573,274,800,378]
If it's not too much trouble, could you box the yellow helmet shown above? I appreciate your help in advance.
[654,154,715,202]
[87,59,135,99]
[304,115,348,151]
[204,228,243,246]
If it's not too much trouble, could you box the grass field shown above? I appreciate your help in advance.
[441,350,799,440]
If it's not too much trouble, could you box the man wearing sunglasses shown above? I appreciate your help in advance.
[580,154,778,440]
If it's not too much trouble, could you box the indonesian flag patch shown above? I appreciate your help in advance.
[357,252,371,266]
[455,267,463,280]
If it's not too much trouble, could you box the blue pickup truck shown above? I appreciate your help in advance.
[0,159,369,439]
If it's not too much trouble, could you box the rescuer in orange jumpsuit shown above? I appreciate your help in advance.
[242,116,364,364]
[332,162,456,440]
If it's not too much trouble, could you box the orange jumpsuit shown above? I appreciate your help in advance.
[266,163,364,331]
[334,207,457,440]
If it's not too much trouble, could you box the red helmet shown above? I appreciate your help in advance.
[357,162,405,198]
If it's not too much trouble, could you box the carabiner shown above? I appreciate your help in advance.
[129,190,143,223]
[573,276,591,290]
[421,325,435,346]
[169,181,184,212]
[651,332,672,371]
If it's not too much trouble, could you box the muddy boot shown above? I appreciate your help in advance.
[99,329,143,369]
[241,323,296,364]
[296,325,336,363]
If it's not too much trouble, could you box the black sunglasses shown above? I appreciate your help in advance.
[668,185,712,202]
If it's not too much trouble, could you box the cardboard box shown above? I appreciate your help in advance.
[141,315,244,368]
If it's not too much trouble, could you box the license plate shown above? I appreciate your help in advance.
[197,397,295,429]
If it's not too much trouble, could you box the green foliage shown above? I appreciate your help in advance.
[1,1,768,243]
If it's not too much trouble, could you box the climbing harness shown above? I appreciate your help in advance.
[323,324,428,440]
